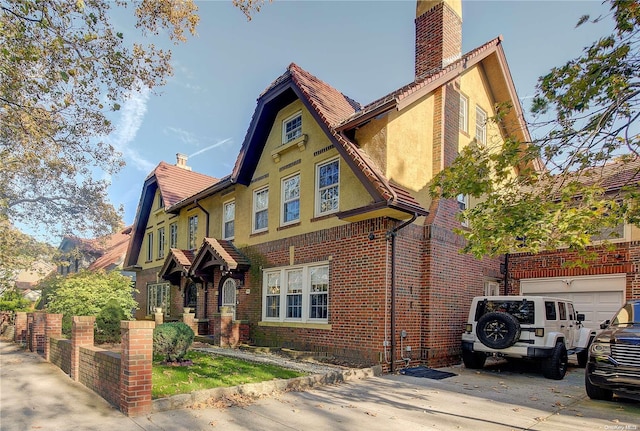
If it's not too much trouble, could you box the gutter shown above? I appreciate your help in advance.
[193,199,210,320]
[387,212,418,373]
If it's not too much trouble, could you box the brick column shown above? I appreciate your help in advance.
[220,308,239,347]
[183,312,196,334]
[30,312,46,354]
[120,320,154,416]
[71,316,95,382]
[44,314,63,361]
[154,310,164,326]
[26,313,34,351]
[14,312,27,344]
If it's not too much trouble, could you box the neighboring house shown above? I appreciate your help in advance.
[506,158,640,330]
[124,0,533,369]
[58,225,134,277]
[13,261,56,304]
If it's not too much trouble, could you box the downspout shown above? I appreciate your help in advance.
[194,199,210,319]
[387,212,418,373]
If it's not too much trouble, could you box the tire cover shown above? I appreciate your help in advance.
[476,311,521,349]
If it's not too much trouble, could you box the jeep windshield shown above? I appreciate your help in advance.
[474,299,535,324]
[611,302,640,327]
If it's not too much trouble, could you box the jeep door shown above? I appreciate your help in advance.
[558,301,575,348]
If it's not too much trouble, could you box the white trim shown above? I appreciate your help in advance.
[459,94,468,133]
[262,261,329,324]
[475,105,487,145]
[315,157,340,217]
[520,274,626,294]
[282,111,302,144]
[281,172,300,226]
[252,186,269,233]
[222,199,235,240]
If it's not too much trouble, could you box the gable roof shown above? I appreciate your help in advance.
[87,226,133,271]
[124,163,218,269]
[191,238,251,274]
[158,248,195,283]
[231,63,427,217]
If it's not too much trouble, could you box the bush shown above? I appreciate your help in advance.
[95,299,126,344]
[153,322,194,362]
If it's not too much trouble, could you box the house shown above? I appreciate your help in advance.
[124,0,532,369]
[57,225,134,275]
[506,158,640,329]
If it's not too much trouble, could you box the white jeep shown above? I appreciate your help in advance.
[461,296,595,380]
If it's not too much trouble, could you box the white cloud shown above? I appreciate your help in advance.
[107,87,155,173]
[166,127,202,147]
[189,138,232,158]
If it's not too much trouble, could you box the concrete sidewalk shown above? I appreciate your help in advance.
[2,340,639,430]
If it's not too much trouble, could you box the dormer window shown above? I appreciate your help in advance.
[283,112,302,144]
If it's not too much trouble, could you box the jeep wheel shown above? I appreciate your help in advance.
[585,371,613,401]
[462,350,486,369]
[542,341,568,380]
[476,312,521,349]
[576,350,589,368]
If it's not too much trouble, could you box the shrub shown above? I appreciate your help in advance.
[153,322,194,362]
[95,299,126,344]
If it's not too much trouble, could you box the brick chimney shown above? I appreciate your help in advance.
[415,0,462,81]
[176,153,191,171]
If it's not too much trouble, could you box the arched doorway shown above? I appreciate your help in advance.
[221,278,237,320]
[184,282,197,314]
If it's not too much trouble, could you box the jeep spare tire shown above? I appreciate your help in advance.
[476,312,521,349]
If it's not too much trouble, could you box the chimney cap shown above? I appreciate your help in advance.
[176,153,191,170]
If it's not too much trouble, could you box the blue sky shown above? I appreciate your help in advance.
[106,0,612,227]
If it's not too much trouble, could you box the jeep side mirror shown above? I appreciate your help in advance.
[576,313,585,323]
[600,319,610,330]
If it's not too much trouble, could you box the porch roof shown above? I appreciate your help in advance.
[158,248,195,281]
[190,238,250,274]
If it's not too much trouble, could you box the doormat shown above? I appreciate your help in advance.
[399,366,457,380]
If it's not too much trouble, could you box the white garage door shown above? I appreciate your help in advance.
[520,274,625,330]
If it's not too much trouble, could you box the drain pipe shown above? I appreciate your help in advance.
[387,213,418,373]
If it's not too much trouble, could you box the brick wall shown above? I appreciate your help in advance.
[49,337,71,375]
[508,241,639,300]
[79,346,121,407]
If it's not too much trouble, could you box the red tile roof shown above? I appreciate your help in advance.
[87,226,133,271]
[150,162,218,208]
[192,238,250,272]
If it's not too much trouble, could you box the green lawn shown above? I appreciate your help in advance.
[152,350,306,399]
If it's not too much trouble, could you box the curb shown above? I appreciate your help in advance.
[151,365,382,412]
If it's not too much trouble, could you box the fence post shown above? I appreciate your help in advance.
[14,312,27,345]
[120,320,154,416]
[44,314,63,361]
[30,312,46,354]
[71,316,95,382]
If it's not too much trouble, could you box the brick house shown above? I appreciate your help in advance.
[124,0,534,370]
[505,158,640,330]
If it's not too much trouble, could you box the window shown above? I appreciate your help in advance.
[146,232,153,261]
[282,112,302,144]
[223,200,235,240]
[457,194,469,227]
[309,266,329,319]
[483,281,499,296]
[188,215,198,250]
[545,301,557,320]
[148,282,170,315]
[157,227,165,259]
[286,269,303,319]
[262,263,329,323]
[221,278,238,320]
[475,106,487,145]
[282,174,300,225]
[157,194,164,209]
[265,272,281,319]
[558,302,567,320]
[316,158,339,216]
[253,187,269,233]
[169,222,178,249]
[459,94,468,133]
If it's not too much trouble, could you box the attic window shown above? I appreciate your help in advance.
[283,112,302,144]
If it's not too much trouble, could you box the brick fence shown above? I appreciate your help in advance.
[15,312,154,416]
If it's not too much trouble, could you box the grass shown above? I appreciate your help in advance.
[152,350,306,399]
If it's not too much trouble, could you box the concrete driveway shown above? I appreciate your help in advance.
[2,342,639,430]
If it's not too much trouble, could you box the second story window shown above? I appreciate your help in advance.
[169,222,178,249]
[316,158,339,216]
[146,232,153,261]
[188,215,198,250]
[475,106,487,145]
[223,200,235,240]
[459,94,468,133]
[253,187,269,233]
[457,194,469,227]
[157,193,164,209]
[282,174,300,225]
[157,227,165,259]
[282,112,302,144]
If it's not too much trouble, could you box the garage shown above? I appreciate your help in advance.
[520,274,626,330]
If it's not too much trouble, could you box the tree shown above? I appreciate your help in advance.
[40,270,137,334]
[0,0,200,241]
[430,0,640,260]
